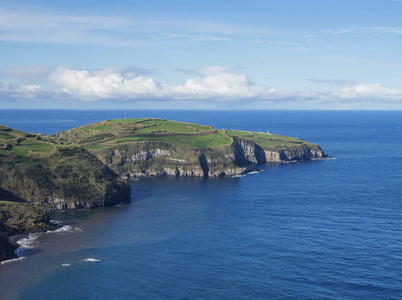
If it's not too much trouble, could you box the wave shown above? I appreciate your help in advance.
[0,257,25,265]
[282,160,299,164]
[5,223,82,264]
[62,263,71,267]
[232,175,245,178]
[47,224,82,234]
[83,258,101,262]
[14,234,40,257]
[16,234,38,250]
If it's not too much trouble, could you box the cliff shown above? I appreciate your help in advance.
[56,118,327,178]
[0,200,60,261]
[0,126,131,262]
[0,119,327,262]
[0,131,131,211]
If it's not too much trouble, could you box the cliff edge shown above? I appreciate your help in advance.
[56,118,327,178]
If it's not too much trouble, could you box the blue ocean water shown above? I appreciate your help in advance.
[1,110,402,299]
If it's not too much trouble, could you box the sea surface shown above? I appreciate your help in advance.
[0,110,402,299]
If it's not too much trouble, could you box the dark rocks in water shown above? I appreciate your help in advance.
[0,222,18,262]
[0,203,59,263]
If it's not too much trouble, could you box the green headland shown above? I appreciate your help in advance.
[0,118,327,262]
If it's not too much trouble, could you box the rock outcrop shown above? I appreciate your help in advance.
[102,139,326,179]
[0,222,17,262]
[54,118,328,179]
[0,147,131,212]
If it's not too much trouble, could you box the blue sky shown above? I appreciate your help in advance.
[1,0,402,109]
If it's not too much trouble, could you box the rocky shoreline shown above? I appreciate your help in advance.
[0,119,329,263]
[0,221,59,263]
[116,142,327,179]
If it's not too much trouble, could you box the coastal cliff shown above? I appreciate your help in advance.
[0,200,58,261]
[55,118,327,178]
[0,126,131,262]
[1,118,328,262]
[0,145,131,211]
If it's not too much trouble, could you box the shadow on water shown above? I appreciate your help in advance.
[16,248,43,258]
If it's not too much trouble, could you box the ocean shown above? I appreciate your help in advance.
[0,110,402,299]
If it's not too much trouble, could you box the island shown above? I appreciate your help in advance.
[0,118,327,262]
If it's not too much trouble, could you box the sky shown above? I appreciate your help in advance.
[1,0,402,110]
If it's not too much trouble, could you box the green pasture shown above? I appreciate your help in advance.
[18,140,54,153]
[84,145,107,150]
[131,133,231,148]
[239,136,307,147]
[83,125,109,131]
[225,130,254,137]
[253,132,304,143]
[107,118,147,124]
[135,120,213,134]
[0,134,13,140]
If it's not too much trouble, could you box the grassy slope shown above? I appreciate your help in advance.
[0,126,130,208]
[1,119,316,186]
[0,126,132,261]
[54,118,316,176]
[56,118,309,149]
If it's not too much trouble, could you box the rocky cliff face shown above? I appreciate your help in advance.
[233,138,326,164]
[0,147,131,212]
[0,222,16,262]
[99,139,326,178]
[0,201,59,262]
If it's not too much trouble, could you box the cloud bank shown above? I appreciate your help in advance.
[1,65,402,108]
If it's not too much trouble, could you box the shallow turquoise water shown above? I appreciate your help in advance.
[1,110,402,299]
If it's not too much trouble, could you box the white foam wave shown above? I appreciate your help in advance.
[232,175,245,178]
[14,234,40,257]
[47,224,82,233]
[0,257,25,265]
[247,171,260,174]
[282,160,299,164]
[16,234,38,249]
[62,263,71,267]
[83,258,101,262]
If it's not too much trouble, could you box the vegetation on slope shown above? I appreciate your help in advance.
[55,118,322,178]
[0,118,325,261]
[0,125,130,209]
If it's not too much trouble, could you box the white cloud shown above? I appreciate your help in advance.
[331,84,402,101]
[182,66,240,76]
[0,8,132,45]
[0,6,275,45]
[0,80,42,98]
[307,78,358,86]
[1,65,402,107]
[0,65,56,83]
[48,67,285,101]
[50,68,162,100]
[323,27,402,36]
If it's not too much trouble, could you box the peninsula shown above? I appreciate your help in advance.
[0,118,327,261]
[57,118,327,178]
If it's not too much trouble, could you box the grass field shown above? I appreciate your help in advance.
[0,134,13,140]
[107,118,147,123]
[56,118,309,151]
[134,120,213,135]
[83,125,109,131]
[18,140,54,153]
[225,130,253,136]
[84,145,107,150]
